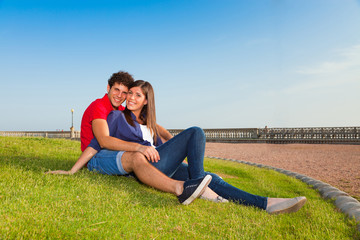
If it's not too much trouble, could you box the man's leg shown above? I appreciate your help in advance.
[121,151,184,196]
[88,149,212,205]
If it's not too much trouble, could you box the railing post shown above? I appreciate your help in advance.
[70,127,75,139]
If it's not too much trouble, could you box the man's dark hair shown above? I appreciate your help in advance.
[108,71,134,88]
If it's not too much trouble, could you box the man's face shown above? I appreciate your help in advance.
[107,83,129,110]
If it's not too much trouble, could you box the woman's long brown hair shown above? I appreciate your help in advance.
[123,80,159,144]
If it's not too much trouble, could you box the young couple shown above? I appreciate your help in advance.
[47,71,306,214]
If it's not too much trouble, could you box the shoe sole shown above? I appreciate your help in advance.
[268,197,307,215]
[199,196,229,203]
[182,175,212,205]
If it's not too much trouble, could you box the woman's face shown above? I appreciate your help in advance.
[126,86,148,113]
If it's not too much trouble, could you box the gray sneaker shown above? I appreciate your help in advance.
[266,196,307,214]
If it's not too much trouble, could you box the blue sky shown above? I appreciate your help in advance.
[1,0,359,131]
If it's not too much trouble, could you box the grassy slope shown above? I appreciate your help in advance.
[0,137,358,239]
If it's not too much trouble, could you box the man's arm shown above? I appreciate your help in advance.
[46,146,97,175]
[92,119,160,162]
[157,124,173,143]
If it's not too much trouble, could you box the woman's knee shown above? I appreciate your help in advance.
[187,126,205,139]
[189,126,204,134]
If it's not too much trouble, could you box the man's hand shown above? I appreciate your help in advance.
[138,145,160,162]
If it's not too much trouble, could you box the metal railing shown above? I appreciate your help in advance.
[0,131,81,140]
[168,127,360,144]
[1,127,360,144]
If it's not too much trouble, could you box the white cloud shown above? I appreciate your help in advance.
[277,44,360,94]
[296,44,360,75]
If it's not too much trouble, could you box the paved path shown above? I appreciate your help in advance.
[205,143,360,199]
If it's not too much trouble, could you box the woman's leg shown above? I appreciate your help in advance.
[206,172,267,209]
[172,163,267,209]
[172,164,306,213]
[152,127,206,179]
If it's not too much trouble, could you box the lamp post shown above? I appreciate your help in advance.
[71,109,74,128]
[70,109,75,139]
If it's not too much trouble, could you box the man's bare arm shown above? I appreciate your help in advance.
[46,147,97,175]
[92,119,160,162]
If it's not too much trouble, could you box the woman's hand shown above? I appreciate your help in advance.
[45,170,72,175]
[138,145,160,162]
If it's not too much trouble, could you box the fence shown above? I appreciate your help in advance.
[1,127,360,144]
[0,131,81,140]
[168,127,360,144]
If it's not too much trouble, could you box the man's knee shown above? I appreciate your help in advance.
[122,152,148,172]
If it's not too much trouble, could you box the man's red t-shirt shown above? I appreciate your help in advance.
[80,94,125,151]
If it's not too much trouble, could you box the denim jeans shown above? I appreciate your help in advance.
[154,126,267,209]
[172,163,268,209]
[152,126,206,179]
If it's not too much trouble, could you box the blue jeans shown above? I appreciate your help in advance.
[152,127,206,179]
[172,163,267,209]
[154,127,267,210]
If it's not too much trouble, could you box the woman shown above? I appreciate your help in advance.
[49,80,306,214]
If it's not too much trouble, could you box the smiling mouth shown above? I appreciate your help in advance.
[114,97,122,103]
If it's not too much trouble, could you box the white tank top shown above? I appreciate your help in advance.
[140,124,154,147]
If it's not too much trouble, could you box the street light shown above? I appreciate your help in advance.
[71,109,74,128]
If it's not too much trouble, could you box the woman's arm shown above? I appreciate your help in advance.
[46,147,98,175]
[157,124,173,143]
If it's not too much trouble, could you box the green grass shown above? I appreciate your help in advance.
[0,136,359,239]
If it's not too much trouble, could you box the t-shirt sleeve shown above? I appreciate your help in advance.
[86,102,108,151]
[88,110,120,152]
[92,102,109,120]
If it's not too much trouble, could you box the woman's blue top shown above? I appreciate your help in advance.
[88,110,163,152]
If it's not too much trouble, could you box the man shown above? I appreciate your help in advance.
[79,71,211,205]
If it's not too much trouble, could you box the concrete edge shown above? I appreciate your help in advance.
[206,155,360,231]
